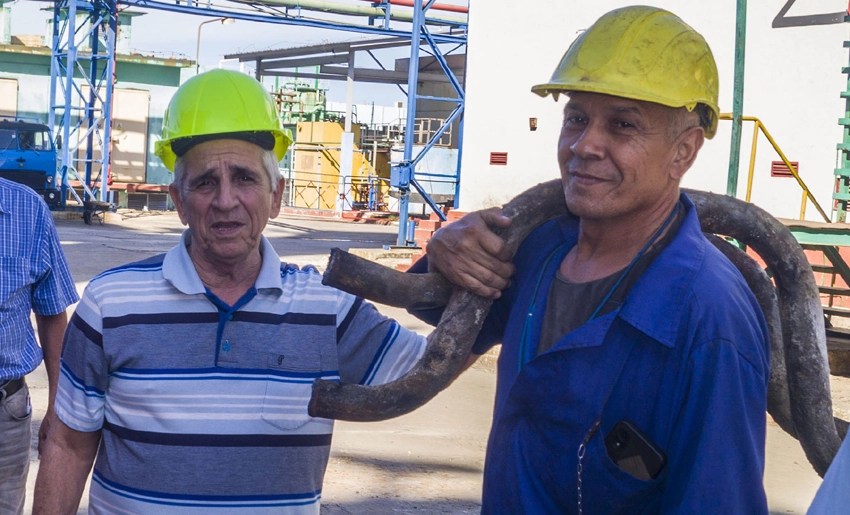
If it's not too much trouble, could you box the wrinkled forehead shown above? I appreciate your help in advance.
[182,139,267,173]
[562,91,679,121]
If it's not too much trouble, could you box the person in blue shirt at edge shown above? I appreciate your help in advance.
[808,426,850,514]
[32,69,428,514]
[0,178,78,515]
[409,6,771,514]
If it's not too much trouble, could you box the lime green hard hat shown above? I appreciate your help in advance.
[532,6,720,138]
[155,69,293,171]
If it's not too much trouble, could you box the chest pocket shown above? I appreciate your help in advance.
[0,258,31,296]
[542,427,663,514]
[260,324,335,431]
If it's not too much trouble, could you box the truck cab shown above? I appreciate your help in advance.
[0,118,60,206]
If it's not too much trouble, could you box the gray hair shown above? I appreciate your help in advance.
[172,148,282,195]
[666,106,705,142]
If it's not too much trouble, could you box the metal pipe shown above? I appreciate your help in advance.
[234,0,467,25]
[720,113,831,223]
[358,0,469,14]
[128,1,467,44]
[727,0,747,197]
[745,119,759,203]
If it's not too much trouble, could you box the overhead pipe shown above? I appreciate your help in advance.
[358,0,468,14]
[236,0,468,25]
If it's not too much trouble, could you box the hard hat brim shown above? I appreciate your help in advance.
[530,83,719,139]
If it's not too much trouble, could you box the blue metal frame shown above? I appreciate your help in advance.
[392,0,466,245]
[49,0,118,210]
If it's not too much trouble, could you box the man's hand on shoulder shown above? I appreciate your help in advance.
[427,208,515,299]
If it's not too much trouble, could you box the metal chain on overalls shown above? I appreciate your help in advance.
[573,206,679,514]
[577,419,601,515]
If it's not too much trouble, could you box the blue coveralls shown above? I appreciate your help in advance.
[415,193,770,514]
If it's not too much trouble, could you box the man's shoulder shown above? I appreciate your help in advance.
[90,253,167,285]
[0,177,49,214]
[279,262,321,277]
[681,240,768,357]
[515,215,576,265]
[689,240,754,304]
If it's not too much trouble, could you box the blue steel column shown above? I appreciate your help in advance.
[100,1,117,203]
[48,3,64,206]
[60,1,77,209]
[396,0,423,246]
[84,6,99,204]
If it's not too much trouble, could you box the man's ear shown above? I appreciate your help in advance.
[670,126,705,181]
[269,178,285,219]
[169,183,189,226]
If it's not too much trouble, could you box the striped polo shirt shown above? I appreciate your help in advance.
[55,233,427,514]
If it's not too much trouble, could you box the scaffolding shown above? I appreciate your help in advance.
[50,0,468,243]
[49,0,118,217]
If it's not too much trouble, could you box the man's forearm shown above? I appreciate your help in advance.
[35,311,69,409]
[33,416,100,515]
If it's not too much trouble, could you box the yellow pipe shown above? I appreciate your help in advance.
[744,120,759,203]
[718,113,830,222]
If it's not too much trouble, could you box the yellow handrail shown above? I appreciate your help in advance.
[719,113,831,223]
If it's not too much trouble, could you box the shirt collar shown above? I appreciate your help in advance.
[617,193,705,348]
[162,231,284,295]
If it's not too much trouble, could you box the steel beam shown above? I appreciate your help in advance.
[258,53,351,70]
[120,1,467,44]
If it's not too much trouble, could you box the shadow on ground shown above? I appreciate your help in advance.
[320,498,480,514]
[332,453,482,476]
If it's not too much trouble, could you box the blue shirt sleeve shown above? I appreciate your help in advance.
[807,428,850,514]
[31,200,79,315]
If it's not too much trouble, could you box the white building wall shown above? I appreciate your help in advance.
[459,0,849,221]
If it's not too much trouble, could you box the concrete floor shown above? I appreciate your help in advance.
[20,209,842,513]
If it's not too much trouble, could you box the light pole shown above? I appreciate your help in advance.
[195,17,235,74]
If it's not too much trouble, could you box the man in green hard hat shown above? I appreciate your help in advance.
[34,69,429,514]
[413,6,770,513]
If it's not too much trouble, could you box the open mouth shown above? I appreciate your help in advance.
[212,221,243,234]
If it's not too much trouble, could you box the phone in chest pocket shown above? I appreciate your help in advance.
[604,419,667,480]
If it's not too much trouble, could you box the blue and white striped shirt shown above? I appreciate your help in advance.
[0,178,78,381]
[56,232,427,514]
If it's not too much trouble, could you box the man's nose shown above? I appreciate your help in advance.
[212,180,239,209]
[568,124,606,160]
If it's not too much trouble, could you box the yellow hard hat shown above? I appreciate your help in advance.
[532,6,720,138]
[155,69,293,171]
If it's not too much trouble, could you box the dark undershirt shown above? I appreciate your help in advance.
[537,205,685,356]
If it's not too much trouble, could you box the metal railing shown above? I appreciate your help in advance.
[282,168,393,212]
[720,113,830,222]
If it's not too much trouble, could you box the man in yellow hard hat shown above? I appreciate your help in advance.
[33,69,428,514]
[412,6,770,513]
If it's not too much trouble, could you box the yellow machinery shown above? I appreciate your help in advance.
[289,121,391,211]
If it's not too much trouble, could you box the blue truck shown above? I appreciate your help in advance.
[0,117,60,206]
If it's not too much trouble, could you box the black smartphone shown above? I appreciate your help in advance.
[604,419,667,480]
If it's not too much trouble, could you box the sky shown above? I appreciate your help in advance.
[8,0,467,105]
